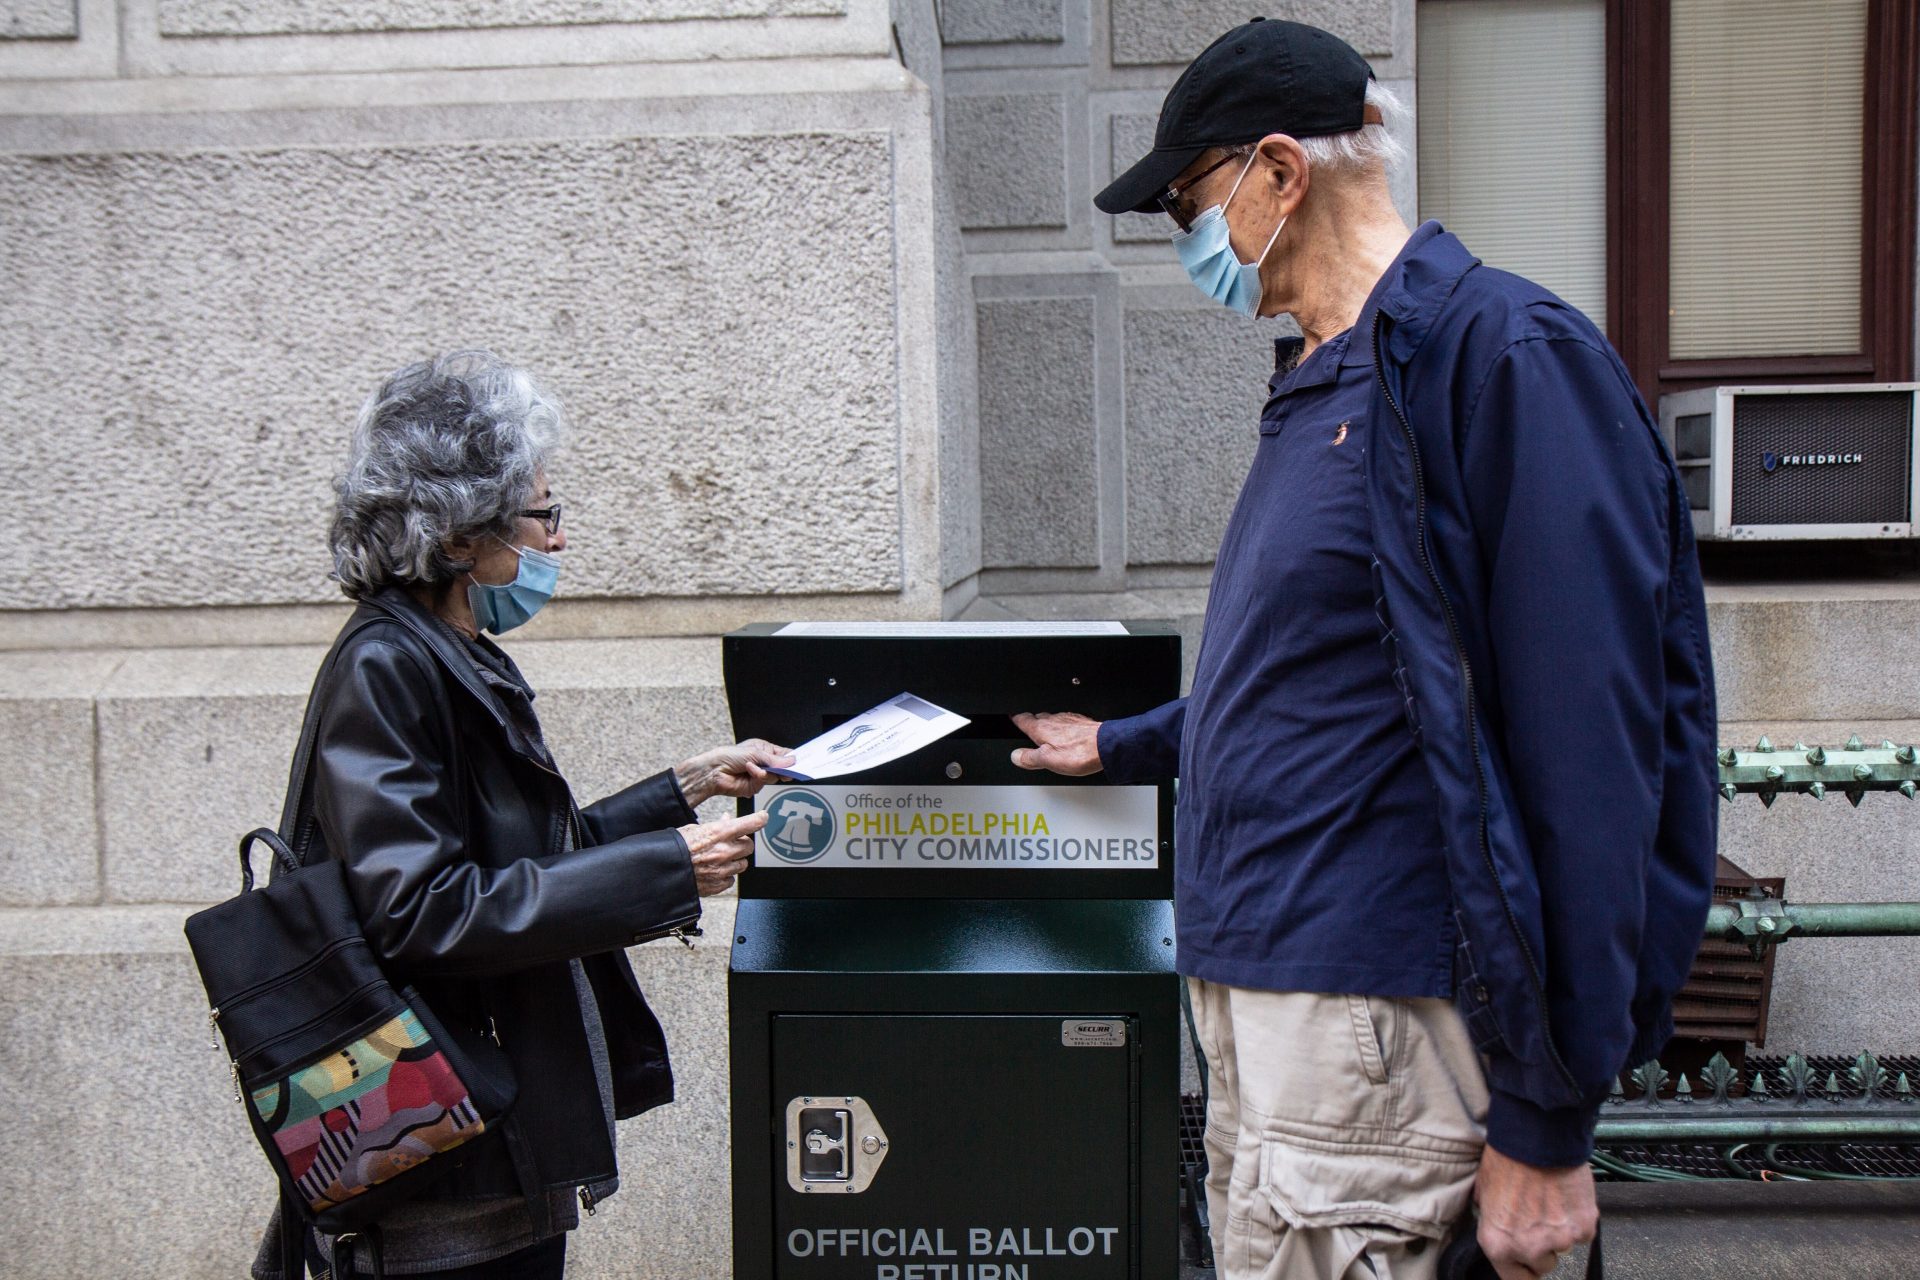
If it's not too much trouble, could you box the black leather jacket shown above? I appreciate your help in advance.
[299,587,702,1206]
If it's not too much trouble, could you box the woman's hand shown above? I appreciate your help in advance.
[678,811,767,896]
[674,739,795,808]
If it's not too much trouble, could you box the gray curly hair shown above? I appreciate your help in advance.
[329,350,567,600]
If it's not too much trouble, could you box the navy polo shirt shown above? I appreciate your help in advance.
[1109,320,1454,998]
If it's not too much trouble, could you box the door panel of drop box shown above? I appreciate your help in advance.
[770,1014,1137,1279]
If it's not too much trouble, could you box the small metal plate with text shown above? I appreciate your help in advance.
[1061,1019,1126,1048]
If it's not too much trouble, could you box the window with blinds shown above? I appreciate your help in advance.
[1417,0,1607,329]
[1669,0,1866,359]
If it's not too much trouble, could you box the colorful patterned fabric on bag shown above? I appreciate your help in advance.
[249,1008,485,1212]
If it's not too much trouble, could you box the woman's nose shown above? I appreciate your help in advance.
[549,526,568,553]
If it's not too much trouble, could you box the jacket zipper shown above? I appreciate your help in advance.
[1371,312,1579,1098]
[632,912,704,949]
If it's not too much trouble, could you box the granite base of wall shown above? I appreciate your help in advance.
[0,899,736,1280]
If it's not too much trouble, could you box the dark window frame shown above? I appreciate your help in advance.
[1606,0,1919,407]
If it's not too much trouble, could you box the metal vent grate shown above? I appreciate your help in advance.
[1728,391,1911,525]
[1674,412,1713,461]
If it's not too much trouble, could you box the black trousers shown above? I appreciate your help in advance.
[309,1231,567,1279]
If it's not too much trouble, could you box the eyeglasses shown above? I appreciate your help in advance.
[518,504,563,535]
[1157,151,1245,233]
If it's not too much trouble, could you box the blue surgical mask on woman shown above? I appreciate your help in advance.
[467,539,561,634]
[1172,152,1288,318]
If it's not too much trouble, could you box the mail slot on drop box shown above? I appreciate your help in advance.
[725,621,1183,1280]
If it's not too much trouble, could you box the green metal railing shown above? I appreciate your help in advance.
[1716,736,1920,806]
[1585,736,1920,1176]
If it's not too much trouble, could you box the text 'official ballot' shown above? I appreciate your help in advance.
[756,784,1159,869]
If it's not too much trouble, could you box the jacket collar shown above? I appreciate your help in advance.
[1363,220,1481,364]
[357,587,545,762]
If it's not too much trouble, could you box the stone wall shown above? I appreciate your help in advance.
[0,1,968,1275]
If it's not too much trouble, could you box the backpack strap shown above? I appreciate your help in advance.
[272,616,387,874]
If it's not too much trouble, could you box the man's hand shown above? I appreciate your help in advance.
[1475,1145,1597,1278]
[1009,711,1105,776]
[678,811,767,896]
[674,739,795,808]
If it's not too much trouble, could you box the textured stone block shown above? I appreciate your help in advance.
[0,130,900,610]
[1110,0,1394,66]
[0,651,116,906]
[96,647,316,905]
[1109,112,1169,244]
[0,0,74,37]
[1708,594,1920,722]
[156,0,843,37]
[1124,308,1269,565]
[948,93,1067,229]
[0,922,277,1278]
[977,297,1098,568]
[938,0,1061,45]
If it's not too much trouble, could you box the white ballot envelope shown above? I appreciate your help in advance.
[768,692,971,781]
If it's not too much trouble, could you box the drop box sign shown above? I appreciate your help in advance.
[755,785,1159,870]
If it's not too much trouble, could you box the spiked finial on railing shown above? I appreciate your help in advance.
[1631,1059,1671,1104]
[1851,1052,1890,1100]
[1608,1076,1625,1106]
[1899,1073,1915,1103]
[1757,735,1775,753]
[1750,1073,1770,1102]
[1717,739,1920,803]
[1782,1054,1814,1103]
[1675,1073,1693,1103]
[1701,1053,1738,1105]
[1826,1070,1844,1101]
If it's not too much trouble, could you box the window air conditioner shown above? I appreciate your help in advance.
[1658,384,1920,541]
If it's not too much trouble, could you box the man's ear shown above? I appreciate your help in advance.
[1254,133,1308,210]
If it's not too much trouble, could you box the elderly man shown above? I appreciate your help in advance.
[1012,18,1717,1280]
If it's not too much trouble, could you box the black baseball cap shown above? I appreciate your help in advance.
[1096,17,1375,216]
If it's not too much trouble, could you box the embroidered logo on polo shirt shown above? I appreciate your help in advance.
[1331,421,1350,446]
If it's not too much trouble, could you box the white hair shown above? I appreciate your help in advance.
[1229,80,1410,185]
[329,350,567,600]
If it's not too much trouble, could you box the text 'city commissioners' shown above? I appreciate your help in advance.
[787,1225,1123,1278]
[754,784,1160,870]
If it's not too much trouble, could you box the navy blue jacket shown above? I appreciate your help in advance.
[1104,223,1719,1165]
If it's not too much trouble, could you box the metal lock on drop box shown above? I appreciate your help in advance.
[785,1095,889,1193]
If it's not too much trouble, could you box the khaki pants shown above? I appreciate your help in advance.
[1188,978,1490,1280]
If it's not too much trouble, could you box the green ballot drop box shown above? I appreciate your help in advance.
[725,622,1183,1280]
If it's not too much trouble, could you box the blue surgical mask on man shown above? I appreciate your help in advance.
[1172,152,1288,318]
[467,539,561,634]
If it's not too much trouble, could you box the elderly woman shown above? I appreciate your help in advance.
[255,350,786,1279]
